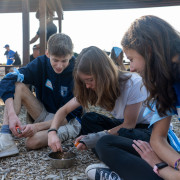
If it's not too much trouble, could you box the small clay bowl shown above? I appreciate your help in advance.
[48,151,76,169]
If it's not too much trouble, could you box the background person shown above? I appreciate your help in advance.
[30,8,57,45]
[110,47,126,70]
[30,44,40,62]
[4,44,15,65]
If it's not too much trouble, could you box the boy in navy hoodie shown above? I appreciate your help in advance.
[0,33,82,158]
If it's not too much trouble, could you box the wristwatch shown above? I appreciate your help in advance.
[156,162,168,169]
[153,162,168,175]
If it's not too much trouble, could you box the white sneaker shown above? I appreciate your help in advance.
[0,133,19,158]
[85,163,122,180]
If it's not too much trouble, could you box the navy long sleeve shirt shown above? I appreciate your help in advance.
[0,55,82,121]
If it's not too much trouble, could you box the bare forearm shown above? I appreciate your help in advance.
[5,98,16,117]
[108,122,135,135]
[30,35,39,44]
[4,98,22,135]
[159,166,180,180]
[150,117,180,167]
[49,98,80,130]
[50,109,67,130]
[109,102,142,135]
[151,136,180,167]
[34,120,52,132]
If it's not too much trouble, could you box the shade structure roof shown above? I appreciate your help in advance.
[0,0,180,13]
[61,0,180,11]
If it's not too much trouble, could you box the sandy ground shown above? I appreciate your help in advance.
[0,103,179,180]
[0,104,100,180]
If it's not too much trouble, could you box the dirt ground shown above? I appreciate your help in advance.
[0,103,179,180]
[0,67,179,179]
[0,104,101,180]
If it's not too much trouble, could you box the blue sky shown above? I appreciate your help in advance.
[0,5,180,64]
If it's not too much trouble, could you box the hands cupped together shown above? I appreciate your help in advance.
[20,124,38,137]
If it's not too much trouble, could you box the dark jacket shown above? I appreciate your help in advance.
[0,55,82,121]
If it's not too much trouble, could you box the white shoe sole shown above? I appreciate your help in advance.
[85,163,109,174]
[0,145,19,158]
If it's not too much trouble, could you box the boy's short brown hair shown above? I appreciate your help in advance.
[47,33,73,57]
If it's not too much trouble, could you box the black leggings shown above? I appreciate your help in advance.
[81,112,151,141]
[81,112,121,134]
[96,135,163,180]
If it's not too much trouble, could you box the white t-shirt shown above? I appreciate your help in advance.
[110,73,150,124]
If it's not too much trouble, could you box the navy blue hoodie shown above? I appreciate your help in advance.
[0,55,82,121]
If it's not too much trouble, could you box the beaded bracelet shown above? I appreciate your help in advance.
[174,158,180,170]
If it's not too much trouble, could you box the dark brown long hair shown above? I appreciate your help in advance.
[74,46,130,111]
[121,15,180,116]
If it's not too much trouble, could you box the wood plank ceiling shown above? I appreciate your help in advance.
[0,0,180,13]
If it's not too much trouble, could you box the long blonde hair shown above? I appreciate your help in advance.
[74,46,130,111]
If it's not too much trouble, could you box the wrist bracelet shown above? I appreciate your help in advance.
[47,128,57,133]
[156,162,168,169]
[153,162,168,175]
[174,158,180,170]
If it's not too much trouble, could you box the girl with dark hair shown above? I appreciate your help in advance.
[88,15,180,180]
[121,15,180,179]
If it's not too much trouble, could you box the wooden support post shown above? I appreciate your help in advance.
[57,12,62,33]
[55,0,63,33]
[22,0,30,66]
[39,0,47,55]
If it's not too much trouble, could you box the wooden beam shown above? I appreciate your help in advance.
[57,12,62,33]
[60,0,180,11]
[1,0,180,13]
[55,0,63,33]
[39,0,47,55]
[22,0,30,66]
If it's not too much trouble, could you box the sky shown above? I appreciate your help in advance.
[0,5,180,64]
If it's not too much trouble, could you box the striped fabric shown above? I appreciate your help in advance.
[143,102,180,152]
[173,82,180,120]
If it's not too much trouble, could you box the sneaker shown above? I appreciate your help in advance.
[0,133,19,158]
[85,163,122,180]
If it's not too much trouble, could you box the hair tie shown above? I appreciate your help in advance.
[174,158,180,170]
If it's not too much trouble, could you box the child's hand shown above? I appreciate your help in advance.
[132,140,162,167]
[74,136,87,150]
[16,126,22,134]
